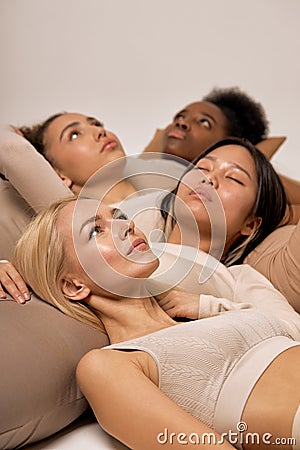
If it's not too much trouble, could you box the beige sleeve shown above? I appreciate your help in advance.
[229,263,300,340]
[198,294,252,318]
[0,126,73,212]
[244,222,300,314]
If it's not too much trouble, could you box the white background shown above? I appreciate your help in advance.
[1,0,299,179]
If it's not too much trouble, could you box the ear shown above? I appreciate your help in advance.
[240,216,262,237]
[53,168,73,188]
[61,276,91,301]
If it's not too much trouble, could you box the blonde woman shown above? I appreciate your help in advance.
[11,196,300,450]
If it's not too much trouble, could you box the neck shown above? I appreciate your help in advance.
[91,295,176,344]
[102,180,137,204]
[168,223,212,253]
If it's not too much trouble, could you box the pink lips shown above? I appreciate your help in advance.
[191,186,212,202]
[127,238,148,255]
[101,138,117,153]
[167,128,186,140]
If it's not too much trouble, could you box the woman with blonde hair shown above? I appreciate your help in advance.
[11,196,300,450]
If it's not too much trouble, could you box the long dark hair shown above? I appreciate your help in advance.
[161,137,289,265]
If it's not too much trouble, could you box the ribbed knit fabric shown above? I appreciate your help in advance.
[108,310,292,428]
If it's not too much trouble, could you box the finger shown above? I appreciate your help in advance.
[0,276,27,303]
[0,262,31,301]
[156,300,174,313]
[9,125,24,137]
[153,289,172,302]
[162,307,178,318]
[6,271,30,300]
[156,297,169,307]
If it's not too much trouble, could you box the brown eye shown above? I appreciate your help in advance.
[69,131,79,141]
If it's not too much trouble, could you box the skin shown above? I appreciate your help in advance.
[58,199,159,300]
[169,144,262,255]
[2,196,299,447]
[0,145,261,302]
[50,198,298,450]
[149,100,300,224]
[160,101,229,162]
[44,113,129,194]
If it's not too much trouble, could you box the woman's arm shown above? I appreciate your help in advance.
[0,126,73,212]
[150,244,287,320]
[77,348,234,450]
[244,220,300,314]
[280,175,300,223]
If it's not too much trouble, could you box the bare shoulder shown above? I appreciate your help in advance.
[77,347,159,386]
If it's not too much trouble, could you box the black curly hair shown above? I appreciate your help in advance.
[203,87,269,144]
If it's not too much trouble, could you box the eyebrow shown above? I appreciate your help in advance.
[80,214,102,234]
[59,116,99,141]
[59,122,80,141]
[175,109,217,125]
[203,155,252,180]
[201,112,217,125]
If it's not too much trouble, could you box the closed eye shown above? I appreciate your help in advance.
[227,176,244,185]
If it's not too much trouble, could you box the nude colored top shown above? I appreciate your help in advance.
[108,310,296,432]
[244,222,300,312]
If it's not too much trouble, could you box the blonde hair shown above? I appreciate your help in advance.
[12,196,105,333]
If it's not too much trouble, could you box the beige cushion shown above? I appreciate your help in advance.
[142,128,286,161]
[255,136,286,159]
[0,296,108,449]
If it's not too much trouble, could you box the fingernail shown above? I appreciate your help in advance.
[0,293,6,299]
[23,293,30,300]
[17,296,25,304]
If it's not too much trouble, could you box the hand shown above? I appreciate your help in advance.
[155,289,199,320]
[0,260,31,304]
[9,125,24,137]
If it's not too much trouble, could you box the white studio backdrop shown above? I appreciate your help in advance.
[1,0,299,179]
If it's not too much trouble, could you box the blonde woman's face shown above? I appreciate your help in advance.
[57,199,159,297]
[175,144,259,251]
[44,113,126,188]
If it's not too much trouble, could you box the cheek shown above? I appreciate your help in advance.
[221,189,256,224]
[97,243,120,267]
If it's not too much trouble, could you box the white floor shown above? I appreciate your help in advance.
[24,413,130,450]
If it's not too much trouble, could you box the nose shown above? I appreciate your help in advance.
[202,173,217,188]
[117,219,135,240]
[175,117,190,131]
[93,124,106,141]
